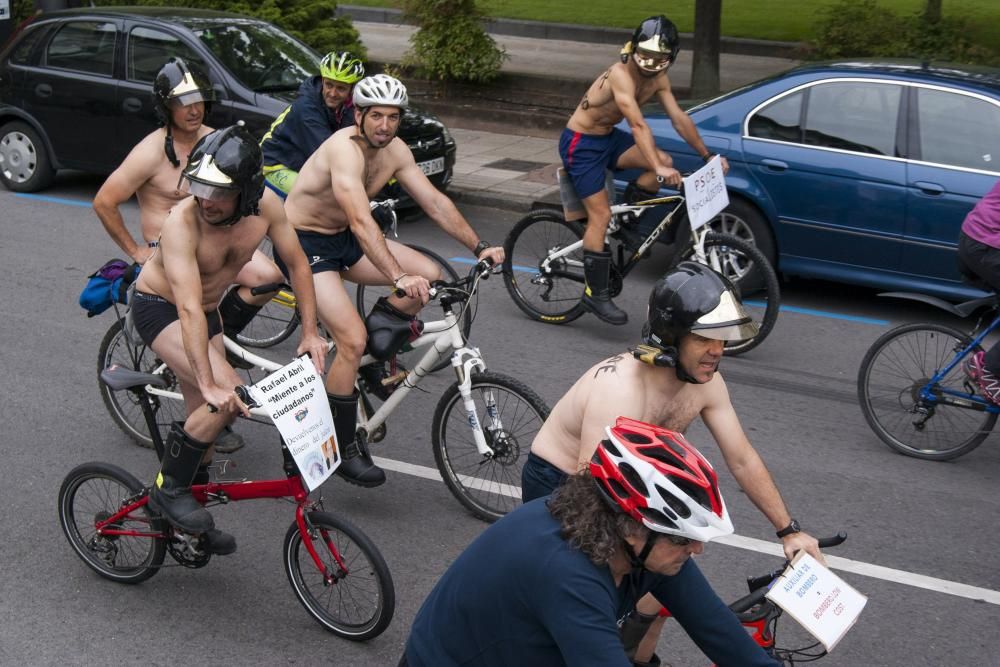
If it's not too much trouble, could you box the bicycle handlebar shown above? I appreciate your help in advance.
[391,257,496,300]
[728,532,848,614]
[250,282,290,296]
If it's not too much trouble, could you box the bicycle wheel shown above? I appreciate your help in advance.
[503,209,587,324]
[237,237,300,348]
[682,232,780,356]
[432,371,550,522]
[283,510,395,640]
[98,319,186,449]
[857,323,995,461]
[58,462,166,584]
[355,243,467,374]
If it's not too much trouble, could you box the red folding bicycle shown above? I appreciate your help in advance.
[58,365,394,641]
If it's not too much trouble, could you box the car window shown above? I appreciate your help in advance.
[9,25,47,65]
[803,82,902,156]
[748,90,803,142]
[45,21,117,76]
[917,88,1000,172]
[127,27,208,83]
[193,22,316,92]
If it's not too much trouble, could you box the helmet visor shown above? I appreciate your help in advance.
[689,290,759,341]
[171,90,212,108]
[634,48,671,72]
[181,178,239,202]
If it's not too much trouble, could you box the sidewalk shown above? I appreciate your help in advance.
[350,18,802,213]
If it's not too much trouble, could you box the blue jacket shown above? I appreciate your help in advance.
[260,75,355,171]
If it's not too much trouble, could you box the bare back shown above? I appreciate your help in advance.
[531,353,713,474]
[136,196,272,309]
[566,62,669,135]
[285,126,408,234]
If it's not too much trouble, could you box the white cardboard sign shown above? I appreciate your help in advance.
[248,357,338,492]
[0,0,9,20]
[683,156,729,230]
[765,552,867,652]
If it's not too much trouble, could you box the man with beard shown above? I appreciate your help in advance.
[281,74,504,487]
[132,125,326,554]
[560,15,729,325]
[93,58,285,452]
[522,263,822,667]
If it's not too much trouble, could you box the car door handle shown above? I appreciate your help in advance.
[122,97,143,113]
[914,181,945,196]
[35,83,52,98]
[761,159,788,172]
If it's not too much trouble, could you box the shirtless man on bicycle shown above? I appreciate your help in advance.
[562,15,729,325]
[281,74,503,487]
[522,262,821,667]
[132,125,326,554]
[93,59,285,451]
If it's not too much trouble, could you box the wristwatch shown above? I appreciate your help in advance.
[775,519,801,538]
[473,240,491,258]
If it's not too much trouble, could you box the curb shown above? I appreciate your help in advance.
[338,4,804,59]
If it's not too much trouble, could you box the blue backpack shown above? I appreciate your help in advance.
[79,259,139,317]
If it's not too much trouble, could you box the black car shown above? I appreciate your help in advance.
[0,6,455,195]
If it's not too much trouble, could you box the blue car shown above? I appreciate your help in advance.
[619,60,1000,300]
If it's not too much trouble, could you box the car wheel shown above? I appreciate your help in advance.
[707,198,776,268]
[0,121,56,193]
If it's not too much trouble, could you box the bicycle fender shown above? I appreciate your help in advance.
[878,291,993,318]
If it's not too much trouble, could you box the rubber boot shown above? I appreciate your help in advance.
[189,462,236,555]
[219,288,263,369]
[329,391,386,487]
[148,423,218,534]
[582,249,628,325]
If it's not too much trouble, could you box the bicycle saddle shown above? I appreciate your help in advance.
[101,365,168,391]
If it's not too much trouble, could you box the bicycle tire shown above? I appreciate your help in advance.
[355,243,468,374]
[58,462,166,584]
[237,237,300,348]
[432,371,550,522]
[283,510,395,640]
[857,322,995,461]
[98,318,186,449]
[502,209,587,324]
[681,232,780,356]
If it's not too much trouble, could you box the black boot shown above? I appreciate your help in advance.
[149,423,222,535]
[219,288,264,369]
[582,250,628,325]
[329,391,386,487]
[623,179,660,205]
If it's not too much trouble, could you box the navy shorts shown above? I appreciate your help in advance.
[559,127,636,199]
[275,229,364,277]
[131,291,222,346]
[521,451,570,503]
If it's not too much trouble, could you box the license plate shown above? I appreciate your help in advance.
[418,157,445,176]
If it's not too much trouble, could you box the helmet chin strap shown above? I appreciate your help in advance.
[626,532,660,569]
[630,342,707,384]
[163,125,180,168]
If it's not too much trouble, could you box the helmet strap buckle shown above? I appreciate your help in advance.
[631,344,675,368]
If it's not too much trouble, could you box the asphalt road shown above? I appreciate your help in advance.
[2,173,999,666]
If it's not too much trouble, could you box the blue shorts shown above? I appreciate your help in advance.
[559,127,636,199]
[274,229,364,277]
[521,451,569,503]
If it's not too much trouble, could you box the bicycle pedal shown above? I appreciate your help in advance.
[381,370,408,386]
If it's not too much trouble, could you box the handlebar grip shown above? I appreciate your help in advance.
[817,532,848,549]
[250,282,289,296]
[729,586,769,614]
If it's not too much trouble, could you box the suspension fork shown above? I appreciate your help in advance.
[450,335,498,457]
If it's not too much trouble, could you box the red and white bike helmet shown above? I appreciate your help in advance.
[590,417,734,543]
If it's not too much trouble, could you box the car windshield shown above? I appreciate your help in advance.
[192,19,317,92]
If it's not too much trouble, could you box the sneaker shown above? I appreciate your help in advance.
[212,426,245,454]
[964,351,984,382]
[973,354,1000,406]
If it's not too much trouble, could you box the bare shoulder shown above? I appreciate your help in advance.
[607,62,636,89]
[259,187,287,223]
[160,199,199,245]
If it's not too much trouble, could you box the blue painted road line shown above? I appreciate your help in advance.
[15,193,92,208]
[459,257,890,326]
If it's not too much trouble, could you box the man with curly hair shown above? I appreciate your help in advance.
[400,420,779,667]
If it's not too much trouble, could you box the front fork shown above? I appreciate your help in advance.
[451,346,500,457]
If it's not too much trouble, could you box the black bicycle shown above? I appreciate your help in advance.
[502,188,780,355]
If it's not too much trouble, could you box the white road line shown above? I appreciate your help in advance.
[374,456,1000,606]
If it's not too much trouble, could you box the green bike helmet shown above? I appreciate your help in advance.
[319,51,365,84]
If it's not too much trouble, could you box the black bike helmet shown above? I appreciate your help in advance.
[622,15,680,74]
[181,124,265,225]
[639,262,758,378]
[153,57,216,126]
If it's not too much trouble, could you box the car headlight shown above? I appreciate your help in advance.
[441,124,454,146]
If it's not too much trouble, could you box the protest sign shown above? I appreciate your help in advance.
[683,156,729,230]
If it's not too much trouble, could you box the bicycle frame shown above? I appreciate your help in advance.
[914,309,1000,416]
[138,295,503,458]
